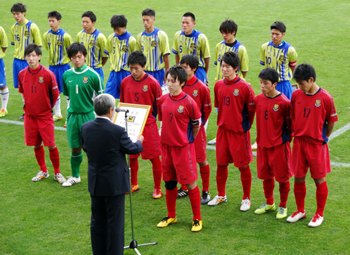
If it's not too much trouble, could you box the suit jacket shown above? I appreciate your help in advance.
[81,117,143,196]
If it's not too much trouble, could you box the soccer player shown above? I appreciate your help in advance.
[43,11,73,122]
[172,12,210,85]
[62,42,104,187]
[105,15,135,99]
[120,51,163,199]
[254,68,292,219]
[136,8,170,86]
[156,65,203,232]
[76,11,107,82]
[179,54,212,204]
[287,63,338,227]
[0,26,9,117]
[208,51,255,211]
[11,2,42,120]
[18,44,65,183]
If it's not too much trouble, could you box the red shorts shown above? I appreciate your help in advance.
[194,126,207,163]
[292,138,331,179]
[257,142,293,182]
[130,121,161,160]
[161,143,198,185]
[216,127,253,167]
[24,114,56,147]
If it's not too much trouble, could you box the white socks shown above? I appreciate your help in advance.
[0,87,9,110]
[54,96,62,117]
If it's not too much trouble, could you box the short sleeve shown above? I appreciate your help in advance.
[245,83,255,111]
[260,43,266,66]
[171,32,179,54]
[98,34,108,58]
[288,46,298,64]
[239,45,249,72]
[64,33,74,50]
[199,34,210,58]
[159,31,170,55]
[135,33,142,51]
[129,36,136,52]
[42,32,48,50]
[31,23,42,46]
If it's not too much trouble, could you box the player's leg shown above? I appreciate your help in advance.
[0,59,9,117]
[105,71,118,99]
[128,155,140,193]
[186,181,202,232]
[150,156,162,198]
[239,165,252,211]
[48,145,66,183]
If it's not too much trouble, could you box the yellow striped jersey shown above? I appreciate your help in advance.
[214,40,249,81]
[106,31,136,72]
[172,30,210,68]
[136,28,170,71]
[260,41,298,82]
[43,28,73,66]
[76,29,107,68]
[11,19,42,60]
[0,26,9,59]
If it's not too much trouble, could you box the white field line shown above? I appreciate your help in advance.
[0,119,67,131]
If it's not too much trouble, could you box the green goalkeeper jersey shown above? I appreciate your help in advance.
[63,64,104,113]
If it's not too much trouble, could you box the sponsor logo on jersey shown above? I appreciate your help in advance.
[315,99,321,107]
[89,39,95,46]
[122,45,128,52]
[24,30,29,37]
[177,105,184,113]
[279,55,286,62]
[190,43,196,50]
[127,116,135,122]
[142,85,148,92]
[151,40,157,47]
[233,89,239,96]
[192,90,198,97]
[39,77,44,83]
[273,104,279,112]
[83,77,89,84]
[56,40,63,46]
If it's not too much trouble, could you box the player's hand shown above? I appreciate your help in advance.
[206,75,209,86]
[137,134,144,143]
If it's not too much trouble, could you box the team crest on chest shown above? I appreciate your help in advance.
[24,30,29,37]
[192,90,198,97]
[190,43,196,50]
[151,40,157,47]
[56,40,63,46]
[233,89,240,96]
[121,45,128,52]
[279,55,286,62]
[273,104,279,112]
[142,85,148,92]
[83,77,89,83]
[315,99,321,107]
[178,105,184,113]
[39,77,44,83]
[89,39,95,46]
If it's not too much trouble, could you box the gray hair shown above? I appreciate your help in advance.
[93,94,115,116]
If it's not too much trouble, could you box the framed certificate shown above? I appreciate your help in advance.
[112,103,151,142]
[291,83,299,91]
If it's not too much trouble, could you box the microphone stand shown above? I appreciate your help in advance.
[122,109,158,254]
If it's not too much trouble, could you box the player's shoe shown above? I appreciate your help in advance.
[126,184,140,194]
[64,120,67,128]
[251,142,257,151]
[254,203,276,214]
[208,137,216,145]
[19,114,25,120]
[191,219,202,232]
[54,173,66,184]
[200,191,211,204]
[157,216,177,228]
[177,187,188,198]
[152,188,163,199]
[286,210,306,223]
[276,207,288,219]
[62,176,81,187]
[32,171,49,182]
[308,214,324,228]
[0,109,8,117]
[53,115,63,122]
[240,198,251,211]
[208,195,227,206]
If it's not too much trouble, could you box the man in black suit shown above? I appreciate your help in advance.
[81,94,144,255]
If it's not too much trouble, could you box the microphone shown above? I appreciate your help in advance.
[115,107,129,113]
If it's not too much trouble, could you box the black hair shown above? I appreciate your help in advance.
[221,51,240,70]
[270,21,286,33]
[180,54,199,72]
[219,19,238,36]
[67,42,87,58]
[24,44,42,56]
[82,11,96,23]
[142,8,155,17]
[11,2,26,13]
[110,15,127,29]
[127,51,147,67]
[293,63,317,82]
[258,68,279,84]
[48,11,62,21]
[166,65,188,87]
[183,12,195,22]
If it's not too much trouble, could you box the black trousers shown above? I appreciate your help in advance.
[90,193,125,255]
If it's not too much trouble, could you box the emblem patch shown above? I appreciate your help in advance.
[178,105,184,113]
[279,55,286,62]
[151,40,157,47]
[142,85,148,92]
[192,90,198,97]
[24,31,29,37]
[233,89,239,96]
[315,99,321,107]
[89,39,95,46]
[127,116,135,122]
[56,40,63,46]
[83,77,89,84]
[190,43,196,50]
[121,45,128,52]
[39,77,44,83]
[273,104,279,112]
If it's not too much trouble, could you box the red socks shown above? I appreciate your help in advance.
[150,157,162,190]
[181,184,188,191]
[34,145,47,172]
[166,187,177,218]
[316,181,328,217]
[129,158,139,186]
[263,179,275,205]
[49,147,60,175]
[200,164,210,192]
[216,165,228,197]
[188,186,201,221]
[279,181,290,208]
[239,165,252,199]
[294,181,306,213]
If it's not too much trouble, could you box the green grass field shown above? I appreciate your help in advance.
[1,0,350,254]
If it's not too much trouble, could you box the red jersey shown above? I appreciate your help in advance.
[182,76,212,125]
[255,93,290,148]
[214,76,255,133]
[120,73,162,124]
[158,91,201,147]
[291,88,338,144]
[18,64,59,117]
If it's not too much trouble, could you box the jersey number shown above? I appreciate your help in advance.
[15,34,20,41]
[264,110,268,120]
[169,112,173,122]
[223,96,230,106]
[135,93,139,102]
[76,85,79,94]
[265,56,271,65]
[303,108,311,118]
[31,85,36,93]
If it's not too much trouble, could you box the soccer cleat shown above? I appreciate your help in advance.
[54,173,66,184]
[208,195,227,206]
[152,188,163,199]
[177,187,189,198]
[251,142,257,151]
[254,203,276,214]
[286,210,306,223]
[53,115,63,122]
[240,198,251,211]
[157,216,177,228]
[200,191,211,204]
[208,137,216,145]
[126,184,140,194]
[32,171,49,182]
[0,109,8,117]
[64,120,67,128]
[276,207,288,219]
[62,176,81,187]
[19,114,25,120]
[191,219,202,232]
[308,214,324,227]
